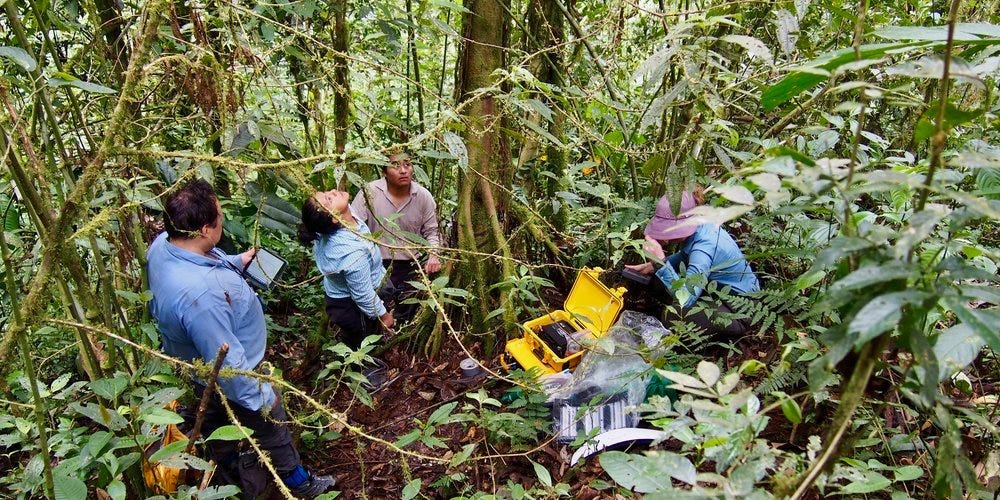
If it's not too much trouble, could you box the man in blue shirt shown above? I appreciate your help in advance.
[626,190,760,337]
[147,179,334,498]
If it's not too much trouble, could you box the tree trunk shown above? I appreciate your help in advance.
[453,0,515,352]
[332,0,351,189]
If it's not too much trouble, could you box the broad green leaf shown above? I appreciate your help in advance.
[259,216,296,236]
[945,299,1000,352]
[206,425,253,441]
[427,401,458,425]
[90,376,129,401]
[894,206,948,257]
[53,475,87,500]
[3,201,20,231]
[258,123,298,149]
[781,397,802,424]
[716,372,740,396]
[261,200,301,226]
[829,263,913,294]
[739,359,765,375]
[873,24,993,41]
[934,324,986,381]
[641,153,666,177]
[843,471,892,494]
[158,452,211,471]
[712,185,754,205]
[70,402,128,431]
[142,407,185,425]
[748,172,781,192]
[47,74,117,94]
[696,361,721,387]
[85,431,113,458]
[530,459,552,488]
[148,439,189,463]
[795,270,826,291]
[197,485,243,500]
[450,443,476,467]
[0,46,36,71]
[50,373,72,393]
[847,291,926,346]
[632,43,678,84]
[688,204,753,226]
[657,369,708,389]
[773,9,799,56]
[885,56,982,84]
[428,0,471,13]
[914,101,987,143]
[522,98,553,122]
[519,115,565,147]
[394,429,422,448]
[139,387,186,413]
[721,35,773,66]
[894,465,924,482]
[401,478,422,500]
[762,42,927,110]
[599,452,673,493]
[106,480,126,500]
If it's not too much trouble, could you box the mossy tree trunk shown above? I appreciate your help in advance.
[332,0,351,190]
[452,0,516,353]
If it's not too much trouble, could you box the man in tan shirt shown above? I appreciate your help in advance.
[351,150,442,322]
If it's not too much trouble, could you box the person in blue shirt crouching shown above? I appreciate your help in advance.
[147,179,334,498]
[625,188,760,338]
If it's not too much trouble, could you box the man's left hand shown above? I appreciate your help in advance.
[240,248,258,268]
[424,255,442,274]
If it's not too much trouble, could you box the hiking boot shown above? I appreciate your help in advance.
[291,473,336,498]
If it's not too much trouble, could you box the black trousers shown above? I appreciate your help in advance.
[325,296,382,350]
[672,294,751,338]
[192,384,300,498]
[383,259,421,324]
[645,279,751,338]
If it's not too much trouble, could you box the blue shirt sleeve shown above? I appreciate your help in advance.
[340,249,387,319]
[654,238,713,310]
[666,251,684,269]
[182,291,275,411]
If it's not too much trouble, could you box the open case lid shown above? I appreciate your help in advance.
[564,268,625,333]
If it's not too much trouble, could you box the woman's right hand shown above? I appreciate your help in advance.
[380,311,395,331]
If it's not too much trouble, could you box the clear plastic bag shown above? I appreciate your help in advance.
[548,311,671,442]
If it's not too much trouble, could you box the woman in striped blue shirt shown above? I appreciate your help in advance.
[299,190,395,349]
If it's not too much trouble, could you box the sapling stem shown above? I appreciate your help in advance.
[0,216,56,499]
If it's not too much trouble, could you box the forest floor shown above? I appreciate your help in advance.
[268,322,791,498]
[274,335,583,499]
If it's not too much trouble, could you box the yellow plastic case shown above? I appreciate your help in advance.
[502,268,626,374]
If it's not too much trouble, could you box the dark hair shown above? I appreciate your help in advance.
[383,149,411,173]
[164,179,219,240]
[297,196,342,245]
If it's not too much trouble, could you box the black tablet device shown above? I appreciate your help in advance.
[243,247,287,290]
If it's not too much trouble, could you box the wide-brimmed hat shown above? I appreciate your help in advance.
[644,191,699,241]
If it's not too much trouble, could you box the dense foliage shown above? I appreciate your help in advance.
[1,0,998,498]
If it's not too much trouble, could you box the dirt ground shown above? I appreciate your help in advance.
[273,335,600,499]
[266,323,799,499]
